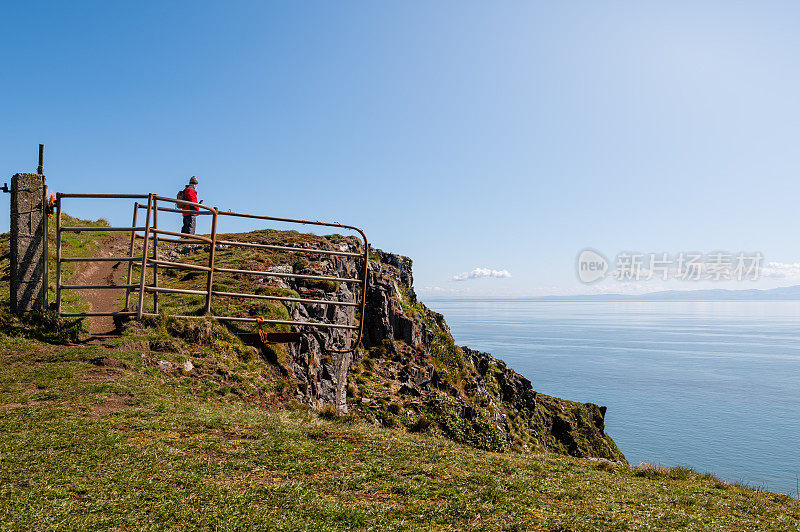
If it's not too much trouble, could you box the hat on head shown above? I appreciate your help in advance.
[189,176,198,185]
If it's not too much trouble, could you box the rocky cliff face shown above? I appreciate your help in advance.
[284,242,625,463]
[265,241,360,414]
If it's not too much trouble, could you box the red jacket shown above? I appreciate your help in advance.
[182,186,199,216]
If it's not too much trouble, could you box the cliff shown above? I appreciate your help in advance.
[276,240,625,462]
[15,218,623,463]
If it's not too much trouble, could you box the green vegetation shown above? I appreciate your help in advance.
[0,309,84,345]
[1,335,798,530]
[2,215,798,528]
[0,214,99,339]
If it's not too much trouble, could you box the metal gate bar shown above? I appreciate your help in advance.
[139,313,360,329]
[124,202,140,310]
[55,193,369,353]
[56,193,150,315]
[214,238,362,258]
[213,266,361,283]
[60,256,140,262]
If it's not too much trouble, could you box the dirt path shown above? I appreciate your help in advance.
[71,238,130,335]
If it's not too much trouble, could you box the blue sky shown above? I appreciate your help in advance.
[3,1,800,297]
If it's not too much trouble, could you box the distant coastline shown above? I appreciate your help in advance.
[426,284,800,302]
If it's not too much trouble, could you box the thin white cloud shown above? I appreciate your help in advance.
[423,286,447,293]
[452,267,512,282]
[761,261,800,281]
[420,286,470,295]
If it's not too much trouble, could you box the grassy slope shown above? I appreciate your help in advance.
[1,218,799,529]
[2,338,799,530]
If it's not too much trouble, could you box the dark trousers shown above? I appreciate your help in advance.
[181,215,197,235]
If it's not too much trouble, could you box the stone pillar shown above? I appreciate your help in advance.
[10,173,48,314]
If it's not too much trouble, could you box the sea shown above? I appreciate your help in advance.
[425,299,800,497]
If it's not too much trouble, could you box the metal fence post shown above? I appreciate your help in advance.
[204,207,218,315]
[37,144,44,175]
[42,172,48,310]
[152,197,159,314]
[55,195,62,314]
[124,202,139,310]
[356,242,370,350]
[136,194,153,318]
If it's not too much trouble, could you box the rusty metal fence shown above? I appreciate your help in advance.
[55,193,369,352]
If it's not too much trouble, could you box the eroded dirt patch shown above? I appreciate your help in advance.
[211,428,262,441]
[88,393,130,418]
[82,367,125,382]
[70,237,130,335]
[88,355,129,369]
[305,429,364,444]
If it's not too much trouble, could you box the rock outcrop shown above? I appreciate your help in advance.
[275,244,360,413]
[284,241,625,463]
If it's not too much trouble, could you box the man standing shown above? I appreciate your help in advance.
[181,176,200,235]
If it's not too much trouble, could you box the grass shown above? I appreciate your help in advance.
[0,214,101,340]
[2,215,799,528]
[1,335,799,530]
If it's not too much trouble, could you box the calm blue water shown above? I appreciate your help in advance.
[426,299,800,496]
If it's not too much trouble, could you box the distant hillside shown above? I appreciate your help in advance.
[439,284,800,302]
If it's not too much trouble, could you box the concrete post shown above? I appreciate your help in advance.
[10,173,48,314]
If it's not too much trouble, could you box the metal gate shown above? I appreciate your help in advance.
[55,193,369,353]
